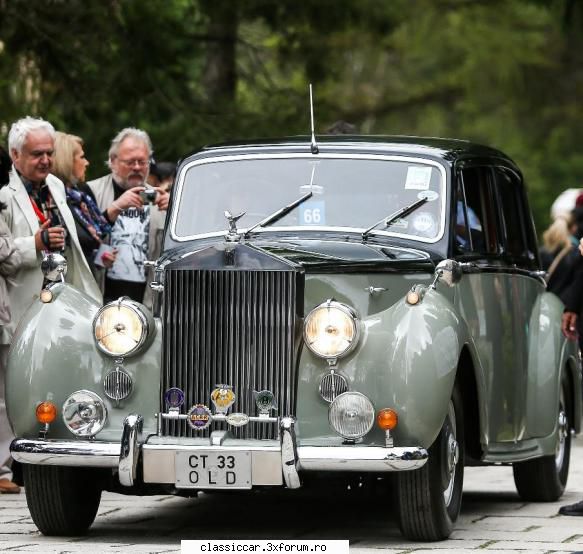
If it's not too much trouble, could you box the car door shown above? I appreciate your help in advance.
[491,166,543,442]
[453,162,522,445]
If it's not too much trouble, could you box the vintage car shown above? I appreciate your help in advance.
[8,135,581,541]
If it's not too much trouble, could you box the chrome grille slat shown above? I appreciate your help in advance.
[162,267,298,439]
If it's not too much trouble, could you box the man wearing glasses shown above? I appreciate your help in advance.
[88,128,168,303]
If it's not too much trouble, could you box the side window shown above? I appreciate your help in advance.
[455,167,499,255]
[493,168,530,261]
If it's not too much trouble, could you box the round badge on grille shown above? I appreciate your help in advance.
[103,367,133,401]
[319,371,349,403]
[187,404,212,431]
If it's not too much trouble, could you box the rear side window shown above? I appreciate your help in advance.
[493,167,533,263]
[455,167,499,255]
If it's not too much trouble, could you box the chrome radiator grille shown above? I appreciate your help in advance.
[161,267,300,439]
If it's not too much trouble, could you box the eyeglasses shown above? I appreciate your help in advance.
[116,158,150,168]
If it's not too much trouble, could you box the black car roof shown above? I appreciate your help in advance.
[190,135,514,166]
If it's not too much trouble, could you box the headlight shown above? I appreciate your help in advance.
[62,390,107,437]
[93,298,153,357]
[329,392,375,439]
[304,300,359,359]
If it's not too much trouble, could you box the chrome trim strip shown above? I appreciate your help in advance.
[160,412,278,424]
[297,446,428,471]
[280,417,301,489]
[119,414,143,486]
[142,443,281,453]
[170,153,448,244]
[10,438,120,468]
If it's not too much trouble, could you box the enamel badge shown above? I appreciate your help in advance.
[186,404,212,431]
[210,385,236,414]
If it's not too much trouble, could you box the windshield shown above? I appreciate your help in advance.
[172,155,446,243]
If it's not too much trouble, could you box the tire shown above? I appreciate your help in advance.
[23,464,102,536]
[395,382,465,541]
[513,379,571,501]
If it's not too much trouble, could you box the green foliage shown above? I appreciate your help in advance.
[1,0,583,231]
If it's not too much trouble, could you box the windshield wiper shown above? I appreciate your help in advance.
[244,191,313,238]
[362,196,428,241]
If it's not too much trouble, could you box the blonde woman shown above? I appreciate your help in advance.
[540,216,573,273]
[52,132,116,273]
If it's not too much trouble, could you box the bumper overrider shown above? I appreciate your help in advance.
[11,414,428,489]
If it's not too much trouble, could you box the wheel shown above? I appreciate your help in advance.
[23,464,102,536]
[395,382,465,541]
[513,378,571,501]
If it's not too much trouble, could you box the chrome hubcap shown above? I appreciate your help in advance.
[556,408,568,470]
[443,401,458,506]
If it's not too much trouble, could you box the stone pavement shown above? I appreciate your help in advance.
[2,437,583,553]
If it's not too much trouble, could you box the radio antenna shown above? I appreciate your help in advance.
[309,83,319,154]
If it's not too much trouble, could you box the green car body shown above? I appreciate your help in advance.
[8,136,581,541]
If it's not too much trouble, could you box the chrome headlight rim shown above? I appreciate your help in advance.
[303,300,360,360]
[93,297,151,358]
[328,391,375,440]
[62,389,108,437]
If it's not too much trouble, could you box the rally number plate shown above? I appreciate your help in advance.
[175,451,252,489]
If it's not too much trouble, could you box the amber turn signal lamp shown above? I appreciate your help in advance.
[377,408,398,430]
[36,402,57,424]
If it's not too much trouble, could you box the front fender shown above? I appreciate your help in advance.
[297,287,465,448]
[6,283,161,441]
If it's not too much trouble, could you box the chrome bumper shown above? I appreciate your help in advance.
[11,414,428,488]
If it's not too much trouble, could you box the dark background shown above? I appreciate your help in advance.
[1,0,583,231]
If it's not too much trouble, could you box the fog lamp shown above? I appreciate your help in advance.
[304,300,359,359]
[329,392,375,439]
[377,408,398,430]
[36,401,57,424]
[62,390,107,437]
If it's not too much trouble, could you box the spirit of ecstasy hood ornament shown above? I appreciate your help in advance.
[224,210,246,241]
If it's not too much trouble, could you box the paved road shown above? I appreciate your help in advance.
[2,438,583,553]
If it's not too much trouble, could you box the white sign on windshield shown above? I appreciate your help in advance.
[405,166,432,190]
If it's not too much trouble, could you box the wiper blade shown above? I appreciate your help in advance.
[362,196,428,241]
[244,191,313,238]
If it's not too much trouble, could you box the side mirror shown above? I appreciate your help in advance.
[432,259,462,288]
[41,252,68,282]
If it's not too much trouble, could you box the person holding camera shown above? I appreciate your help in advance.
[87,128,168,303]
[0,117,102,333]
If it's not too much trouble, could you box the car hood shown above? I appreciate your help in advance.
[162,238,436,274]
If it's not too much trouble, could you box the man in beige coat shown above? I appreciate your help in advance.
[0,117,101,337]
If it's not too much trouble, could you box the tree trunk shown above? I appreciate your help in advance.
[201,0,238,106]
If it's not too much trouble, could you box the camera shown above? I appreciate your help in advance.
[140,188,157,204]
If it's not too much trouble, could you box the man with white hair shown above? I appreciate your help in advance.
[0,116,101,493]
[87,127,168,303]
[0,116,102,325]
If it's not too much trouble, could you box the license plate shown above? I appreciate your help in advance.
[175,450,252,489]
